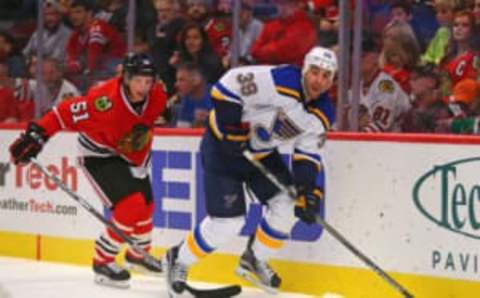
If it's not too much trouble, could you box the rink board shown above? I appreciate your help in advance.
[2,126,480,297]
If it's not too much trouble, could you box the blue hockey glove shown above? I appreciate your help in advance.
[220,123,250,156]
[9,122,49,165]
[294,187,323,225]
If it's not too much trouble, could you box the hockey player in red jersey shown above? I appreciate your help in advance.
[9,53,167,288]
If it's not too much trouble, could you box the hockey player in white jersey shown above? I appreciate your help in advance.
[165,46,337,295]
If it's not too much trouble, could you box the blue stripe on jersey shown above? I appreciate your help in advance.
[308,93,336,128]
[260,219,289,240]
[213,82,242,104]
[271,65,303,98]
[293,148,321,163]
[194,225,215,254]
[250,147,273,154]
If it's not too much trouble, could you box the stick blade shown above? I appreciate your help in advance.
[185,284,242,297]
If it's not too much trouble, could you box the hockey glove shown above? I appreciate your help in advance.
[9,122,49,165]
[294,187,323,225]
[220,123,250,156]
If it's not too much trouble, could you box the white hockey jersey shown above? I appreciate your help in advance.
[208,65,335,168]
[15,78,81,117]
[360,71,411,132]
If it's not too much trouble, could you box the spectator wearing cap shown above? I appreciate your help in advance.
[401,65,450,132]
[317,5,339,49]
[23,0,72,63]
[445,78,479,118]
[186,0,232,59]
[436,79,480,134]
[357,34,411,132]
[65,0,126,89]
[251,0,316,66]
[421,0,454,66]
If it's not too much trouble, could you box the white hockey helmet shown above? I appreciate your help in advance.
[302,46,338,78]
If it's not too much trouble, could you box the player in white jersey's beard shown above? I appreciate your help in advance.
[165,46,337,295]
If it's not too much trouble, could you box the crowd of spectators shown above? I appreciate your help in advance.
[0,0,479,134]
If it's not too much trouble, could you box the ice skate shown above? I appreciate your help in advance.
[235,248,281,294]
[165,246,189,297]
[93,262,130,288]
[124,252,163,276]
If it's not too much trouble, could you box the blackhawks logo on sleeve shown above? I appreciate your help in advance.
[378,79,394,93]
[94,96,112,112]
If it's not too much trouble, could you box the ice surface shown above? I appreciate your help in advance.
[0,257,314,298]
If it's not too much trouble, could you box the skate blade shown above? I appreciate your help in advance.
[235,266,278,295]
[94,274,130,289]
[167,285,188,298]
[124,261,163,277]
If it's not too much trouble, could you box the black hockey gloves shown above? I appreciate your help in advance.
[294,187,323,225]
[221,123,250,156]
[9,122,49,165]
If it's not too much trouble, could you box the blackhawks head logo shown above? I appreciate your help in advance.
[378,79,394,93]
[94,96,112,112]
[118,124,152,153]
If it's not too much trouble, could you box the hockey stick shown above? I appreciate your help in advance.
[242,151,414,298]
[30,158,241,297]
[29,158,159,265]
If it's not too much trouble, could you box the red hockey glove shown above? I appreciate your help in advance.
[9,122,49,165]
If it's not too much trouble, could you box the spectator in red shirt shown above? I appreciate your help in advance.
[304,0,334,13]
[65,0,126,88]
[0,62,16,123]
[251,0,317,66]
[186,0,231,59]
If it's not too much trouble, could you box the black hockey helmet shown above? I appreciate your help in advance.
[122,53,156,79]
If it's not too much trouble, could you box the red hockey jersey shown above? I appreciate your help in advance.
[66,19,126,72]
[205,17,231,58]
[443,51,479,85]
[37,78,167,166]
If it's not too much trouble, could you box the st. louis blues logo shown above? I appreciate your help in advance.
[255,110,303,142]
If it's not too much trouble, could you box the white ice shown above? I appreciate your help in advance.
[0,257,314,298]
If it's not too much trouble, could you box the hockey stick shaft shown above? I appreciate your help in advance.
[30,158,159,265]
[242,151,414,298]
